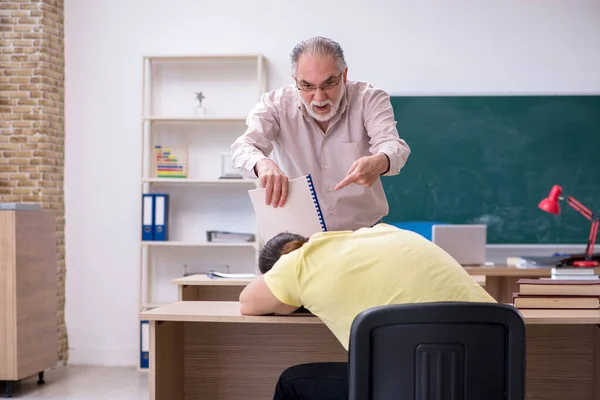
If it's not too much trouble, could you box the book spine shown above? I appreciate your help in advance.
[306,174,327,232]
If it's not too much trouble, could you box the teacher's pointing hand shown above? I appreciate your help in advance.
[334,153,389,191]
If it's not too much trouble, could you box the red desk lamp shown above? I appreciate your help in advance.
[538,185,599,267]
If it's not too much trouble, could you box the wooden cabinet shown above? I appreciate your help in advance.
[0,210,57,396]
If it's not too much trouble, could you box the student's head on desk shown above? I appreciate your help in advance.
[259,232,307,274]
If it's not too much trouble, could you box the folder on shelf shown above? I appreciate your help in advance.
[140,320,149,369]
[141,194,154,241]
[206,230,256,243]
[153,194,169,241]
[248,174,327,243]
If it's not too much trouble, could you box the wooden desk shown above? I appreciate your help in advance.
[141,301,600,400]
[174,267,599,304]
[463,265,600,303]
[172,274,486,301]
[172,275,252,301]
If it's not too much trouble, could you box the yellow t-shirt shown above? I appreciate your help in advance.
[264,223,496,351]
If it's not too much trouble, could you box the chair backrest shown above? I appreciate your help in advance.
[348,302,525,400]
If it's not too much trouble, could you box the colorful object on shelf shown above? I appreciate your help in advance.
[539,185,599,267]
[154,145,188,178]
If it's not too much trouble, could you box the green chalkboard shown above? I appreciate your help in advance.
[381,95,600,244]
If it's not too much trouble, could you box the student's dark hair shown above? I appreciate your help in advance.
[258,232,308,274]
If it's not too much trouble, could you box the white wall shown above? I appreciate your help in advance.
[64,0,600,366]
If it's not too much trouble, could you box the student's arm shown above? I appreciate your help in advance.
[239,275,298,315]
[239,251,302,315]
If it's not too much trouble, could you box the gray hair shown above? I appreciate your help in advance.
[290,36,347,78]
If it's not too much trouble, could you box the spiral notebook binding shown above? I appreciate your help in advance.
[305,174,327,232]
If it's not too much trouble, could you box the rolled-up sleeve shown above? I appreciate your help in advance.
[263,251,302,307]
[231,93,281,178]
[363,88,411,176]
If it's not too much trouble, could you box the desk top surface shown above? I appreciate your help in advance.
[172,275,253,286]
[462,265,553,276]
[139,301,600,325]
[464,266,600,276]
[141,301,320,324]
[172,267,544,287]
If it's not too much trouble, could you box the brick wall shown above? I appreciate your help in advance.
[0,0,67,364]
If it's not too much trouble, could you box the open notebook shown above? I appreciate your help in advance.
[249,174,327,243]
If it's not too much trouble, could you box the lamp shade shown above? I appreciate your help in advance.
[538,185,562,215]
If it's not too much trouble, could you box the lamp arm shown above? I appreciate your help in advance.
[588,219,598,259]
[564,195,599,261]
[565,196,595,221]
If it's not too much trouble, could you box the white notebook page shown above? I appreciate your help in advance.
[248,174,326,243]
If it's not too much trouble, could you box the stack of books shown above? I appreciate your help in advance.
[513,279,600,310]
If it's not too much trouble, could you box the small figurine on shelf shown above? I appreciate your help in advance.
[194,91,206,117]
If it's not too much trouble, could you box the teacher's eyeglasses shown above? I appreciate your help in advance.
[296,72,343,93]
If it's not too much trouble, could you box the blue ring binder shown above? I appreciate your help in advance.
[306,174,327,232]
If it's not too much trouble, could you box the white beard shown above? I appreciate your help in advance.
[299,83,345,122]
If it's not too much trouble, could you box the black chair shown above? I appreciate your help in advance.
[348,302,526,400]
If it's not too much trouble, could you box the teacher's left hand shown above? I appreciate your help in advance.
[334,153,389,191]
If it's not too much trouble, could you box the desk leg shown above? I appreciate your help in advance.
[526,324,600,400]
[484,276,521,303]
[150,321,184,400]
[595,324,600,400]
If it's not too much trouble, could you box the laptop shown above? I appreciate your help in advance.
[432,224,487,266]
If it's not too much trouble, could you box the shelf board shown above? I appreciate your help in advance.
[144,54,263,62]
[142,241,257,248]
[143,178,257,185]
[143,116,247,123]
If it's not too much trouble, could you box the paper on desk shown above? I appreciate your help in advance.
[208,271,256,279]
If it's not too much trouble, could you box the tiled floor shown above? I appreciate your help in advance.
[2,365,148,400]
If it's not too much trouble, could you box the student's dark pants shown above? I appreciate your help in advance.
[273,362,349,400]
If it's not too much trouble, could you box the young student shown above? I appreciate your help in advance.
[239,223,495,400]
